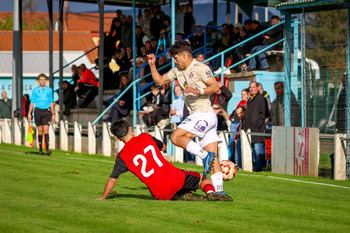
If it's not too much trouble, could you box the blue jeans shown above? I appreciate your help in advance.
[251,143,265,172]
[248,45,270,70]
[234,139,242,168]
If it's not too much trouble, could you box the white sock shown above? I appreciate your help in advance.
[211,172,224,192]
[185,140,208,159]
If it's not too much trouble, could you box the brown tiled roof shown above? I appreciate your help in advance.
[0,31,98,63]
[0,12,116,32]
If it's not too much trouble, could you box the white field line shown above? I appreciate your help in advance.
[1,148,350,190]
[239,173,350,190]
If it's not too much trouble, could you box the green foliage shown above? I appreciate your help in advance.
[0,14,48,30]
[306,9,347,69]
[0,14,13,30]
[0,143,350,232]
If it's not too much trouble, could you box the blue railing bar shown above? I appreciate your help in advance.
[203,20,285,64]
[225,38,286,72]
[52,45,99,76]
[135,90,152,101]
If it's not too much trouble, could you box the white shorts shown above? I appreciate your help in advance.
[178,111,222,148]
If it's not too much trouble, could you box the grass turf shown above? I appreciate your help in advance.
[0,143,350,233]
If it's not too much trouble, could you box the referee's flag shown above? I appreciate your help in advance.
[26,123,34,147]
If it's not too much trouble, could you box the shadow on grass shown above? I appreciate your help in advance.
[25,151,42,156]
[106,193,154,200]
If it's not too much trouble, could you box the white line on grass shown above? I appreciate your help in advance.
[240,173,350,190]
[1,148,349,190]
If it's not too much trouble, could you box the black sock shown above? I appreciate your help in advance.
[45,134,49,151]
[38,135,43,151]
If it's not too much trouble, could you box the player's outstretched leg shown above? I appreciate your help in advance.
[202,151,215,177]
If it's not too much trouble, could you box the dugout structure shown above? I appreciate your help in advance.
[277,0,350,179]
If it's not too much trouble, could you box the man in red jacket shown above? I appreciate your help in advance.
[76,64,99,108]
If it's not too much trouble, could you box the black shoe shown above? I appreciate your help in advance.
[38,151,43,155]
[102,117,112,122]
[79,103,87,108]
[46,150,52,156]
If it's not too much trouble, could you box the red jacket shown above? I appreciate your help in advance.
[78,69,99,87]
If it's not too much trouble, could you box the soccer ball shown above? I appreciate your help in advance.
[220,160,237,181]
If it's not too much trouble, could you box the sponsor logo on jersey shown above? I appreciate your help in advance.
[184,81,188,88]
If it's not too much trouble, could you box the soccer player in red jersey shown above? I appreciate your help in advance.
[96,120,233,201]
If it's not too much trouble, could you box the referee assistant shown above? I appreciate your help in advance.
[27,73,55,156]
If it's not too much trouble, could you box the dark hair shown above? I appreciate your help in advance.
[271,15,280,21]
[242,88,249,94]
[169,40,192,57]
[136,25,142,30]
[63,81,69,85]
[244,19,252,25]
[110,120,130,139]
[252,20,260,25]
[236,105,246,112]
[274,81,284,88]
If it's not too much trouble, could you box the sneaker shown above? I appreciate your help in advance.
[207,191,233,202]
[202,152,215,177]
[241,66,248,72]
[38,151,43,155]
[46,150,52,156]
[214,66,231,75]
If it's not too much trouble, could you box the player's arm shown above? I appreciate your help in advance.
[147,54,171,86]
[184,77,220,95]
[50,102,55,121]
[95,177,118,200]
[152,136,166,151]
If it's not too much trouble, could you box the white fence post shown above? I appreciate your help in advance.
[0,119,3,143]
[60,120,68,151]
[334,133,346,180]
[102,122,112,156]
[49,122,56,150]
[23,119,30,147]
[174,145,184,163]
[88,122,96,155]
[3,119,12,144]
[135,124,142,136]
[13,118,22,145]
[154,126,163,141]
[74,121,82,153]
[218,132,229,161]
[241,129,253,172]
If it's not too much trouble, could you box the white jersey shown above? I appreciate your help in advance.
[167,59,214,114]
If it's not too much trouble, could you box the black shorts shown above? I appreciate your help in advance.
[171,170,201,200]
[34,108,52,126]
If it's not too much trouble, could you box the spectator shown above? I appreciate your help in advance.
[196,53,213,72]
[184,4,195,37]
[209,81,232,111]
[140,9,152,38]
[150,6,164,40]
[212,103,229,131]
[233,105,245,168]
[142,84,163,127]
[257,82,272,128]
[24,94,31,118]
[104,74,131,107]
[108,17,122,43]
[169,85,184,127]
[175,2,184,40]
[27,73,54,156]
[145,41,153,54]
[244,81,268,172]
[61,81,76,116]
[135,26,150,57]
[113,48,132,80]
[96,57,116,90]
[247,16,283,71]
[0,91,11,119]
[103,74,133,123]
[76,64,99,108]
[243,19,252,35]
[193,25,205,50]
[126,46,133,61]
[271,81,300,127]
[71,64,80,87]
[121,15,133,48]
[237,88,250,108]
[157,55,170,75]
[154,82,172,126]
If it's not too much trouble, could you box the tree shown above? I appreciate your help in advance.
[23,0,42,14]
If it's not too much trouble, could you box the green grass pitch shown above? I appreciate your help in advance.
[0,143,350,233]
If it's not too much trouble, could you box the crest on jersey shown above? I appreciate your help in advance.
[206,70,213,76]
[194,120,208,132]
[189,72,194,78]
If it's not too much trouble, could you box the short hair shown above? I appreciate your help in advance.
[196,53,204,58]
[274,81,284,88]
[136,26,142,30]
[236,105,246,113]
[271,15,280,21]
[169,40,192,57]
[252,20,260,25]
[110,120,130,139]
[37,73,47,80]
[249,80,258,86]
[244,19,252,25]
[63,81,69,85]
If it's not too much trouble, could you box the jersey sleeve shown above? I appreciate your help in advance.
[151,136,164,151]
[200,64,213,83]
[49,88,54,104]
[30,88,37,104]
[110,153,129,179]
[167,67,177,82]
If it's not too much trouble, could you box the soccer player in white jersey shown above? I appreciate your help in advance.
[147,40,230,199]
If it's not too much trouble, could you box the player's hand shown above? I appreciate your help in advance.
[147,54,156,66]
[170,109,176,116]
[119,100,125,106]
[51,115,55,122]
[184,87,200,95]
[27,114,32,122]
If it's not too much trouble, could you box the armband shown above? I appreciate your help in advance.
[199,88,204,95]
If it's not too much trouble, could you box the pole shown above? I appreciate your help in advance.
[47,0,53,89]
[346,8,350,179]
[58,0,64,122]
[133,0,137,127]
[302,7,306,127]
[98,0,104,124]
[284,14,292,127]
